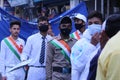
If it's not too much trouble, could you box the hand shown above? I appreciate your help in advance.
[2,76,6,80]
[24,65,29,71]
[91,32,100,46]
[100,30,109,50]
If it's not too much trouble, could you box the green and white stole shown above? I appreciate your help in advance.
[50,39,71,62]
[70,30,80,40]
[4,36,23,61]
[4,36,26,72]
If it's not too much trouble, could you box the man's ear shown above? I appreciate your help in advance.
[101,30,108,38]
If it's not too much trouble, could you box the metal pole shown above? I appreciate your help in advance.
[107,0,109,16]
[101,0,104,15]
[70,0,79,9]
[95,0,97,10]
[0,0,4,21]
[0,0,4,8]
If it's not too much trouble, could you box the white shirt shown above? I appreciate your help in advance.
[78,30,83,38]
[71,30,83,40]
[0,37,25,76]
[71,29,99,80]
[21,32,52,66]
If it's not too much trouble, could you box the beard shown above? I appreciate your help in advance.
[12,32,19,37]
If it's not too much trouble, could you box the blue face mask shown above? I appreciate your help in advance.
[88,24,102,36]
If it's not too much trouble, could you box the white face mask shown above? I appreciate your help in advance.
[88,24,102,36]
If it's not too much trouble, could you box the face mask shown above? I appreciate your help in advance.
[88,24,102,36]
[39,25,48,32]
[60,28,71,36]
[75,23,84,30]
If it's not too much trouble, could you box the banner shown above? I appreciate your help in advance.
[7,0,28,7]
[33,0,42,2]
[49,2,88,35]
[0,1,88,43]
[0,7,38,42]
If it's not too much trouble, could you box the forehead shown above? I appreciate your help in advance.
[74,18,82,21]
[38,20,48,24]
[60,23,71,25]
[88,17,102,24]
[60,23,72,28]
[11,24,20,28]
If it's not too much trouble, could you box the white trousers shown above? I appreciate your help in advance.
[6,67,25,80]
[27,67,46,80]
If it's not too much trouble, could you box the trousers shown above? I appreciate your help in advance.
[6,67,25,80]
[27,67,46,80]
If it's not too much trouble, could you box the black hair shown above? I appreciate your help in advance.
[10,21,21,28]
[37,16,48,23]
[105,14,120,38]
[60,16,72,25]
[87,11,103,22]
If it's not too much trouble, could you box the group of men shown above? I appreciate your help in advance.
[0,10,120,80]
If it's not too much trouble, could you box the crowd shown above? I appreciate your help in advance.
[0,10,120,80]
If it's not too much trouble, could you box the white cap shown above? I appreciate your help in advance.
[74,13,87,23]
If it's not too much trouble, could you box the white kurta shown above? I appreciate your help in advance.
[71,29,99,80]
[21,32,52,80]
[0,37,25,80]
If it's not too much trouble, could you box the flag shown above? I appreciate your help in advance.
[49,1,88,35]
[0,1,88,43]
[7,0,28,7]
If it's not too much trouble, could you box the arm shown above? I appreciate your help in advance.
[70,39,97,80]
[0,40,7,79]
[20,37,32,61]
[46,42,54,80]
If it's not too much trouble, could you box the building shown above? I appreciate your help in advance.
[0,0,120,22]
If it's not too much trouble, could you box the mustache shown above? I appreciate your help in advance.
[14,32,19,34]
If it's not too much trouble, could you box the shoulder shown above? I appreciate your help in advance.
[1,38,6,44]
[47,39,57,50]
[27,33,40,40]
[1,37,9,43]
[48,38,55,44]
[46,35,54,42]
[18,37,25,42]
[72,38,88,49]
[75,38,87,45]
[70,31,76,34]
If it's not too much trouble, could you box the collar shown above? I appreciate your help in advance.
[76,30,82,35]
[36,32,53,41]
[10,35,20,41]
[57,36,73,42]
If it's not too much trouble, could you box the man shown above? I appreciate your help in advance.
[21,16,52,80]
[70,11,103,80]
[46,16,77,80]
[87,21,108,80]
[70,13,87,40]
[0,21,25,80]
[96,14,120,80]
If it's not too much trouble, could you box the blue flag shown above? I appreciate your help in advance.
[49,1,88,35]
[0,1,88,43]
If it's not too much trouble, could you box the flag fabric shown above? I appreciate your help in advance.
[0,1,88,43]
[7,0,28,7]
[49,1,88,35]
[0,7,38,42]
